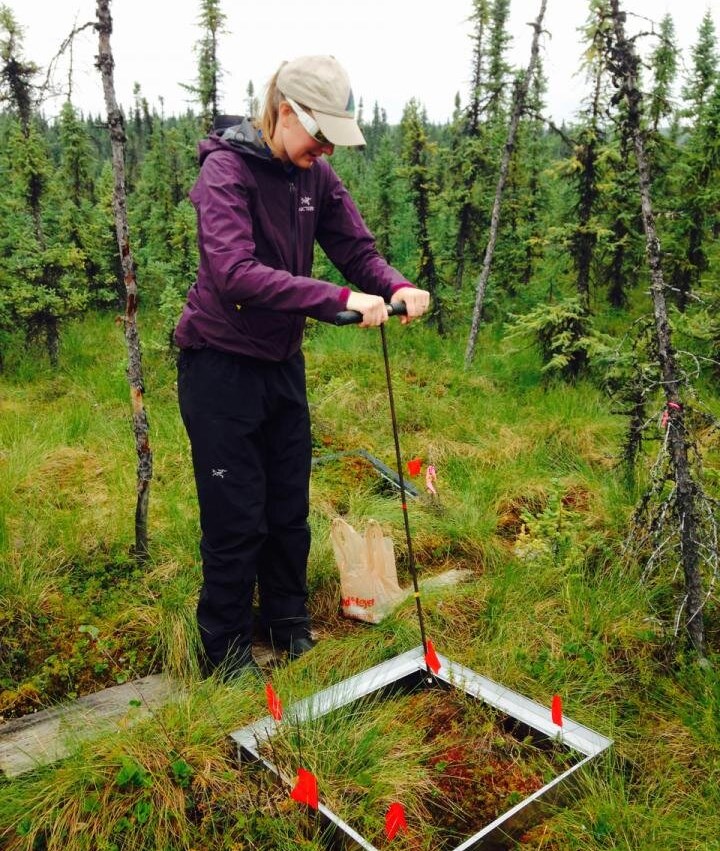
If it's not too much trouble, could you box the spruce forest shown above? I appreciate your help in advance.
[1,0,720,849]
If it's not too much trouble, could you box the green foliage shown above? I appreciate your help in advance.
[672,296,720,381]
[648,15,679,132]
[52,102,119,309]
[115,757,152,789]
[487,0,513,120]
[399,99,445,331]
[170,757,193,789]
[594,318,660,471]
[128,118,200,307]
[365,135,397,260]
[506,297,610,380]
[681,10,718,120]
[0,116,91,362]
[0,5,38,127]
[513,478,593,569]
[0,15,100,364]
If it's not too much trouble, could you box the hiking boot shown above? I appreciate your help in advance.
[222,655,262,683]
[287,635,317,661]
[201,646,262,682]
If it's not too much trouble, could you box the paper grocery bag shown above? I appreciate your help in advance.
[330,517,406,623]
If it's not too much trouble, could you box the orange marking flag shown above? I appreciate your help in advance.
[385,802,408,840]
[265,682,283,721]
[551,694,563,727]
[407,457,422,476]
[425,639,441,674]
[290,767,319,810]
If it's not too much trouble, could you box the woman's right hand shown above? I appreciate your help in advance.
[344,292,390,327]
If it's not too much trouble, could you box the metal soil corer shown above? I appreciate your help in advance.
[335,301,431,672]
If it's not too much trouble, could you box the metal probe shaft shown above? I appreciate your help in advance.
[378,322,431,671]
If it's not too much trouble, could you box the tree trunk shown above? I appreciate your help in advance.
[45,315,59,368]
[609,0,705,656]
[95,0,152,562]
[608,215,628,308]
[464,0,547,367]
[454,203,472,290]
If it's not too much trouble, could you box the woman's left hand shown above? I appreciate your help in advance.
[392,286,430,324]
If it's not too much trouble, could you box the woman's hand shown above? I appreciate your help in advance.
[392,286,430,324]
[345,291,390,327]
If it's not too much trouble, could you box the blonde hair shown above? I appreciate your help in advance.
[256,65,285,142]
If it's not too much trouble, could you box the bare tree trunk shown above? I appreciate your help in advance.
[610,0,705,656]
[95,0,152,561]
[464,0,547,367]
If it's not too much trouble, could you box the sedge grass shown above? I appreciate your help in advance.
[120,558,203,682]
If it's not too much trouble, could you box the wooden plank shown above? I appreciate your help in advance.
[0,639,286,778]
[0,674,173,778]
[0,594,467,780]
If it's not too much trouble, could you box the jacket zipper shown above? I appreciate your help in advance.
[286,173,301,359]
[288,176,297,275]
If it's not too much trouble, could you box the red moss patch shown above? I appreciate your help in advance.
[397,688,576,848]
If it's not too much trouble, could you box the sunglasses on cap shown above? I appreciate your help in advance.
[284,95,332,146]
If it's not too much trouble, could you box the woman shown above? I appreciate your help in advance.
[175,54,430,679]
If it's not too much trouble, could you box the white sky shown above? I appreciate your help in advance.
[4,0,719,125]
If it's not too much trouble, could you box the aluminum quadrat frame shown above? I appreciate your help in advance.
[231,646,613,850]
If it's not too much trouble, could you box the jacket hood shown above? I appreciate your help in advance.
[198,115,272,165]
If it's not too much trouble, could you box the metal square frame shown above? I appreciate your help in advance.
[231,646,612,850]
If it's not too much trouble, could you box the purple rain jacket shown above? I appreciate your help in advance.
[174,118,411,361]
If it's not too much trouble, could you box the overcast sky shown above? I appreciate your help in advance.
[5,0,719,125]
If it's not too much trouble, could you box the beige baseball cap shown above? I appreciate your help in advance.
[277,55,366,147]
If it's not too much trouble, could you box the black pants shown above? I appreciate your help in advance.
[178,347,312,667]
